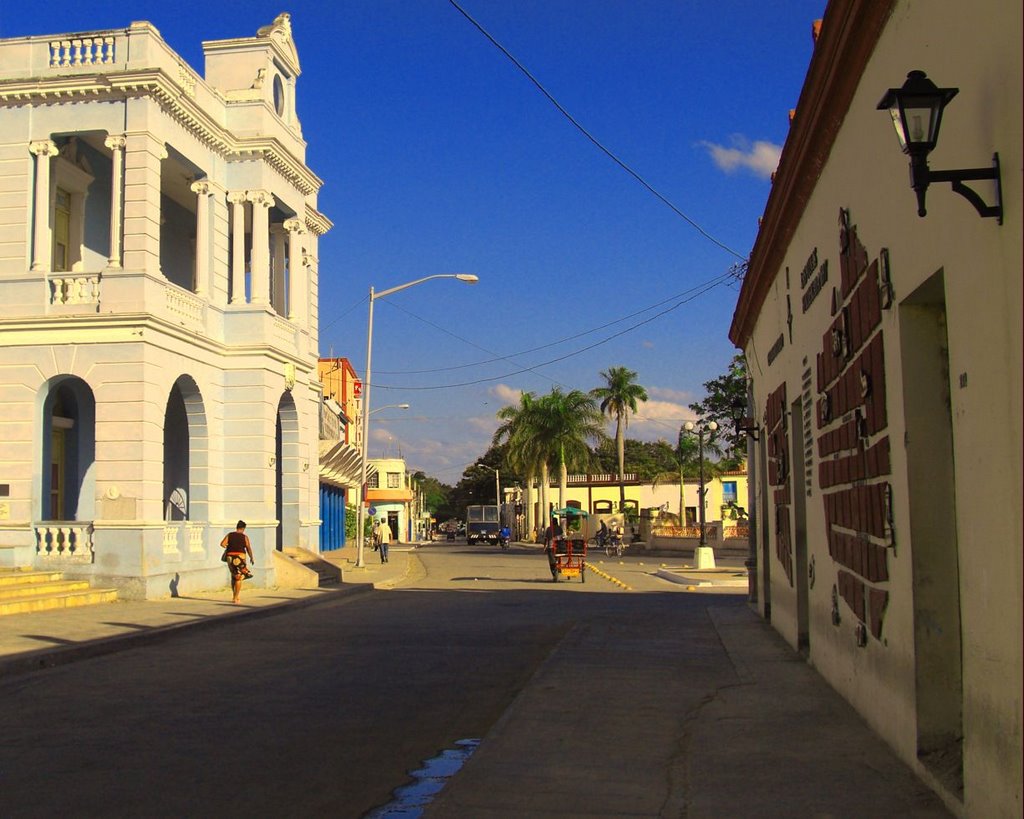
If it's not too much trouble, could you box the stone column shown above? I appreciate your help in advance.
[283,218,305,323]
[103,134,126,269]
[270,222,287,314]
[29,140,58,272]
[190,180,212,296]
[121,134,165,275]
[248,190,274,305]
[227,192,247,303]
[302,250,317,331]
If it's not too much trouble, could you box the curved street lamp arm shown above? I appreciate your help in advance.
[375,273,478,300]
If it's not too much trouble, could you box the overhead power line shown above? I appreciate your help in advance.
[448,0,748,261]
[371,272,732,391]
[373,274,731,375]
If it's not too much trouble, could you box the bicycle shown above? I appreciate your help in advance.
[605,535,623,558]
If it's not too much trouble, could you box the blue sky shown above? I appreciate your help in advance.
[4,0,825,483]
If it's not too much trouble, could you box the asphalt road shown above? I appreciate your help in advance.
[0,543,729,818]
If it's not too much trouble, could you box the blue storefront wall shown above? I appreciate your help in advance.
[319,484,347,551]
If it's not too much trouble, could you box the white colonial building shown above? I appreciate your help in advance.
[0,14,330,597]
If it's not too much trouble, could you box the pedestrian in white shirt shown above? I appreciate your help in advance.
[375,519,393,564]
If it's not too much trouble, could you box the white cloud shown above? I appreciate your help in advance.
[625,399,699,442]
[468,415,499,435]
[647,385,693,403]
[400,433,489,482]
[490,383,522,406]
[700,135,782,179]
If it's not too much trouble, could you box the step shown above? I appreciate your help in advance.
[0,587,119,616]
[0,578,93,601]
[283,548,341,585]
[0,570,66,589]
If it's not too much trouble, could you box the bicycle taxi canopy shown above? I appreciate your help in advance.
[549,508,588,583]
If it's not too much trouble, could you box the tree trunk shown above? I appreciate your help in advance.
[525,473,535,541]
[616,415,626,511]
[539,461,550,540]
[559,461,567,510]
[679,468,685,524]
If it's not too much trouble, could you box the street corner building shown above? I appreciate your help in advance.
[0,14,332,598]
[729,1,1021,816]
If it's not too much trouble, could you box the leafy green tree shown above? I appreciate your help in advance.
[592,438,677,481]
[591,366,648,512]
[412,470,449,514]
[345,503,374,542]
[688,354,748,462]
[447,444,510,518]
[650,428,725,523]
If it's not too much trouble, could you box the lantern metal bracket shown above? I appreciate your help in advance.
[925,152,1002,223]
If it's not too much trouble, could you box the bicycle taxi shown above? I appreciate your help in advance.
[548,507,589,583]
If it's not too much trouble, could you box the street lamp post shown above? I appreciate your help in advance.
[355,274,478,568]
[683,418,718,569]
[480,464,500,523]
[480,464,500,506]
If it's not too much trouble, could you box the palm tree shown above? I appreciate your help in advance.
[591,367,648,513]
[534,388,605,510]
[495,388,604,534]
[493,392,541,539]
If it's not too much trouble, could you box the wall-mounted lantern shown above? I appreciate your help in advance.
[877,70,1002,223]
[730,399,760,442]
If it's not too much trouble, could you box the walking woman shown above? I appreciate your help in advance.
[220,520,254,603]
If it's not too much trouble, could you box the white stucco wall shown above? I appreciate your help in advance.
[739,0,1020,814]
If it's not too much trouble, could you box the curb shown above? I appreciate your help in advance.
[654,569,748,588]
[0,583,373,680]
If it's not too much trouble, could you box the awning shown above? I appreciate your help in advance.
[319,440,375,490]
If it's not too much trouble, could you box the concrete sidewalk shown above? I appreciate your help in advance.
[0,544,418,679]
[425,602,953,818]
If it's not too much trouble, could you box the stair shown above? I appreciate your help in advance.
[282,547,342,586]
[0,568,119,616]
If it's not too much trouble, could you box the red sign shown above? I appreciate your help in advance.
[353,380,362,397]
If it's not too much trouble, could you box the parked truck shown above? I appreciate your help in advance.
[466,504,500,545]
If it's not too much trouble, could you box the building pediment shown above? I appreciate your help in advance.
[256,13,300,75]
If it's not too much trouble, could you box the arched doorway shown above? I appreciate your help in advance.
[162,376,209,524]
[40,376,96,522]
[38,376,96,556]
[276,392,300,550]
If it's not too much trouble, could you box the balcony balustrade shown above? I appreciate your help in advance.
[35,521,94,561]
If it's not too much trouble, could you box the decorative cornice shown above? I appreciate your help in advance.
[0,307,316,370]
[1,68,323,196]
[729,0,895,349]
[304,207,332,236]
